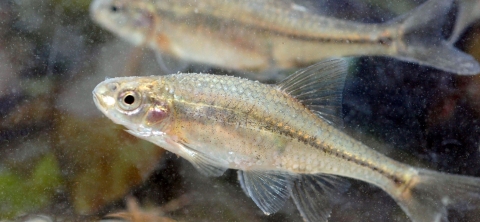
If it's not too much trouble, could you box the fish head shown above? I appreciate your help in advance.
[93,76,174,137]
[90,0,157,46]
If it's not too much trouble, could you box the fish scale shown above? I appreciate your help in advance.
[94,59,480,221]
[172,72,400,183]
[165,74,403,187]
[91,0,480,75]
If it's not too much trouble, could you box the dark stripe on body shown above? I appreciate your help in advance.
[162,11,395,46]
[173,82,404,185]
[269,124,405,185]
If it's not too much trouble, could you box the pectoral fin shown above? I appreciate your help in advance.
[179,142,228,177]
[291,174,350,222]
[237,170,294,215]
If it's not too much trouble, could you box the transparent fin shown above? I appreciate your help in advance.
[239,170,294,215]
[448,0,480,44]
[125,129,143,137]
[291,174,350,222]
[179,142,228,177]
[237,170,250,198]
[389,169,480,222]
[125,131,227,177]
[276,58,348,126]
[154,50,189,74]
[448,6,468,44]
[393,0,480,75]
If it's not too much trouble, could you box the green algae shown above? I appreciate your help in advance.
[0,154,63,219]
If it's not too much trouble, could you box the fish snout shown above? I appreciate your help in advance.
[90,0,111,18]
[92,81,119,112]
[92,90,105,111]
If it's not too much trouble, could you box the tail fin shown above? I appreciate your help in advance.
[391,169,480,222]
[392,0,480,75]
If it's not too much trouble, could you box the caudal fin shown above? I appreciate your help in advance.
[391,169,480,222]
[393,0,480,75]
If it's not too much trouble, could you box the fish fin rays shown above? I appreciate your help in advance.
[388,169,480,222]
[187,153,228,177]
[291,174,350,222]
[276,58,348,127]
[448,1,473,44]
[237,171,351,220]
[448,0,480,44]
[392,0,480,75]
[237,170,250,198]
[123,131,227,177]
[237,170,294,215]
[179,142,228,177]
[154,51,189,74]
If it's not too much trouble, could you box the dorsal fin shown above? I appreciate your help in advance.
[276,58,349,126]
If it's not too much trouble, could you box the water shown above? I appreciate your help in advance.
[1,0,480,221]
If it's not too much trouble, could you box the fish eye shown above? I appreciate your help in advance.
[118,91,142,112]
[110,5,121,12]
[124,94,134,104]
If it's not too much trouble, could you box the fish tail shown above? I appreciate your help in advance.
[393,0,480,75]
[389,168,480,222]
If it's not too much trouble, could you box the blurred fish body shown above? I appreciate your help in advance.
[449,0,480,43]
[90,0,480,75]
[93,59,480,222]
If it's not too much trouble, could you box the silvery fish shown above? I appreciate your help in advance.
[89,0,480,75]
[93,58,480,222]
[449,0,480,43]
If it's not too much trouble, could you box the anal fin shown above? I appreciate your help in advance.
[291,174,350,222]
[237,170,294,215]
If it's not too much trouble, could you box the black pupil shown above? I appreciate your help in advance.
[124,95,135,105]
[111,6,118,12]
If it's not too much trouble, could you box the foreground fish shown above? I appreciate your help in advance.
[90,0,480,75]
[93,58,480,221]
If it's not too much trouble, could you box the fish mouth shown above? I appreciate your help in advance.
[93,90,116,121]
[92,91,107,113]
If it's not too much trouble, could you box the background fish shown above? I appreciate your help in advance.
[93,59,480,222]
[90,0,480,75]
[449,0,480,43]
[5,0,480,220]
